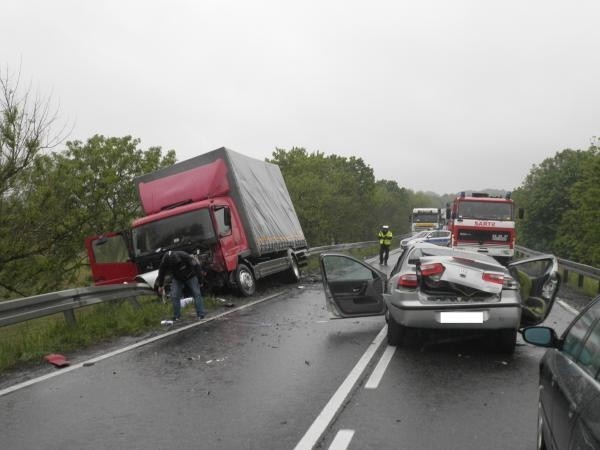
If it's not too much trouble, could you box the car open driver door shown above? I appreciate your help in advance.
[320,254,387,318]
[507,254,561,328]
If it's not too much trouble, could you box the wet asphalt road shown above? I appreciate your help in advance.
[0,260,581,450]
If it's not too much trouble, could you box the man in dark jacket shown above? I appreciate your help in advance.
[155,250,205,321]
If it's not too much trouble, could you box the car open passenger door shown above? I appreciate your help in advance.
[320,254,387,318]
[85,231,138,285]
[507,255,560,327]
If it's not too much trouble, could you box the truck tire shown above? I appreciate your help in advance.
[284,256,301,283]
[236,263,256,297]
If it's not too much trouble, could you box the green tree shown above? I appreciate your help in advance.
[513,149,596,252]
[0,135,176,298]
[555,147,600,264]
[269,148,376,246]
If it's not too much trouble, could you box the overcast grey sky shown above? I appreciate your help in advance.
[2,0,599,194]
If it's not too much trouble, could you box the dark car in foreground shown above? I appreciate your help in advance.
[521,295,600,450]
[320,242,560,353]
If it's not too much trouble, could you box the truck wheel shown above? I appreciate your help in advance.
[284,256,301,283]
[497,328,517,354]
[236,263,256,297]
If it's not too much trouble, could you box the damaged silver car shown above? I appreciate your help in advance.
[319,242,560,353]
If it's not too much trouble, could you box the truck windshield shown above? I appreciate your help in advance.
[414,213,439,222]
[458,201,513,221]
[132,208,216,256]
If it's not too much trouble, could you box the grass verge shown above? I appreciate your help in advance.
[0,295,221,374]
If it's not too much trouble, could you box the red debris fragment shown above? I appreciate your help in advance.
[44,353,70,368]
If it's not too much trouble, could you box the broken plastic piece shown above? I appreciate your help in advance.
[44,353,70,368]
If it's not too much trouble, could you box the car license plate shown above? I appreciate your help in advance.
[440,311,484,324]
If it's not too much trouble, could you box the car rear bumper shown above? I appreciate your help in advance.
[388,300,522,330]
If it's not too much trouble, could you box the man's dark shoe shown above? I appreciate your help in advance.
[197,314,205,319]
[172,317,182,322]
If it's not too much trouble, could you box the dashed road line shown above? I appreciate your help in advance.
[557,298,578,316]
[294,326,387,450]
[365,344,396,389]
[329,430,355,450]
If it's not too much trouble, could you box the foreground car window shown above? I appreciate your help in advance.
[322,255,377,282]
[562,301,600,361]
[577,320,600,378]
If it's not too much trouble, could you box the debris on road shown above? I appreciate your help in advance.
[44,354,70,368]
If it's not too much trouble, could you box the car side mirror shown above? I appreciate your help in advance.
[521,326,559,347]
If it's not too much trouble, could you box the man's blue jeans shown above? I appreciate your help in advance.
[170,276,205,319]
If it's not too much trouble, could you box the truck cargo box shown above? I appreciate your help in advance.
[135,147,307,257]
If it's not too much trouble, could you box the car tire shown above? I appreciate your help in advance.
[236,263,256,297]
[386,311,405,346]
[537,400,547,450]
[497,328,517,354]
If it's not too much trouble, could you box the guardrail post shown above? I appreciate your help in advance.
[578,274,585,289]
[63,309,76,326]
[563,269,569,284]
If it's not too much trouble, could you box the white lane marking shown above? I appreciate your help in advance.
[294,326,387,450]
[365,345,396,389]
[328,430,355,450]
[0,291,285,398]
[557,298,578,316]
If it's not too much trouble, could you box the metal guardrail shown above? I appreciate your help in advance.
[0,236,412,329]
[0,283,154,328]
[8,238,586,330]
[308,234,411,255]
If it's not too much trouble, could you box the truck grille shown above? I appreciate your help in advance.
[457,229,510,243]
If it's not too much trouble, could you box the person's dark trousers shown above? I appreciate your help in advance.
[379,244,390,265]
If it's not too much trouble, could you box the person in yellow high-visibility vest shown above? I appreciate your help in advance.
[378,225,393,265]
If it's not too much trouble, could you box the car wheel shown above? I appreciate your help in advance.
[497,328,517,354]
[386,310,405,346]
[537,399,547,450]
[236,263,256,297]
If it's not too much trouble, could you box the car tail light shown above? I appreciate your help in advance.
[482,272,504,284]
[502,274,518,289]
[420,263,445,277]
[397,274,418,288]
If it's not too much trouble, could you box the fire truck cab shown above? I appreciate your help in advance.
[446,192,524,265]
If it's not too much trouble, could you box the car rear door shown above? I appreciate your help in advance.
[85,232,138,285]
[320,254,387,318]
[507,255,560,327]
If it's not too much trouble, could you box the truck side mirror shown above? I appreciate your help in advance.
[518,208,524,219]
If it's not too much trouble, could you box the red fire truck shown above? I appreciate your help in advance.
[446,192,523,264]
